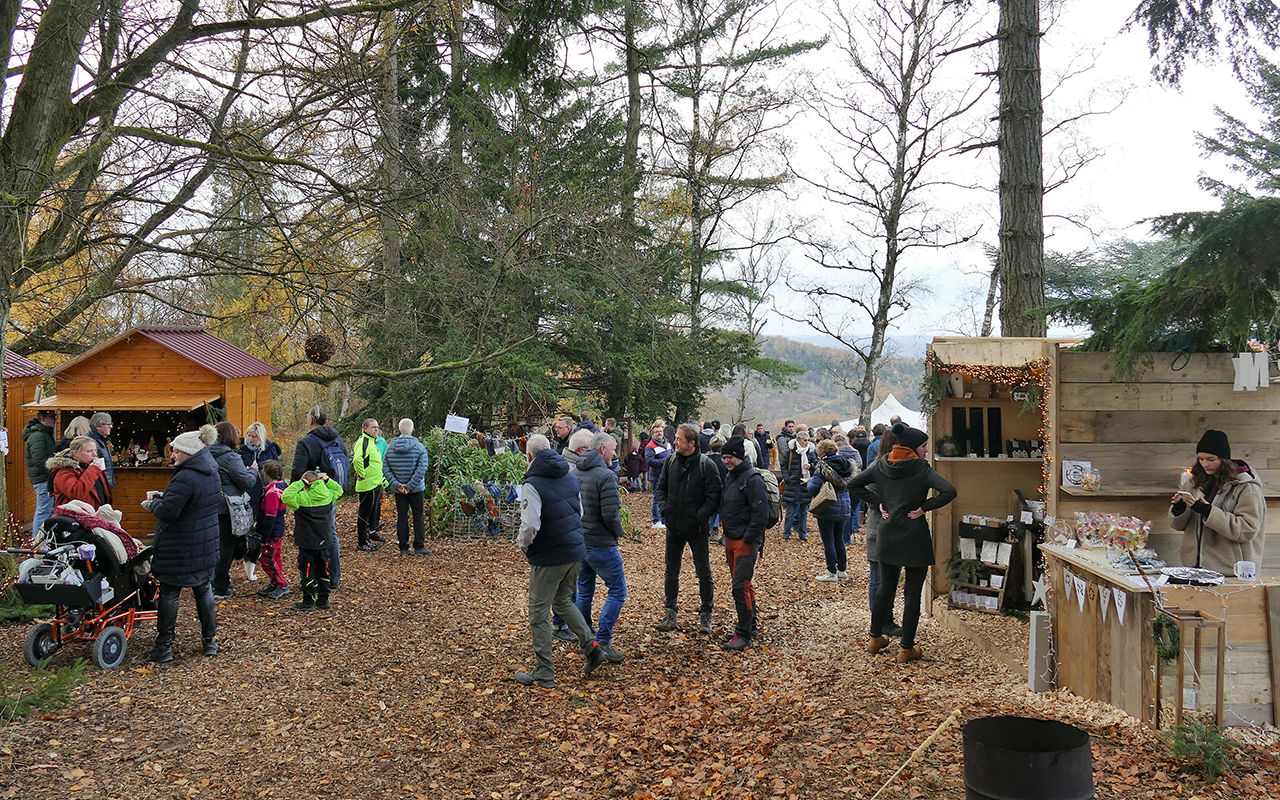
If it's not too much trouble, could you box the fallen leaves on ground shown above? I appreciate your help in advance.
[1,495,1276,799]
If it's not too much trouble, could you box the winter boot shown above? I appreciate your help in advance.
[655,609,677,631]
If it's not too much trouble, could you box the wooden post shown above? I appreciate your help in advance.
[1268,587,1280,727]
[1215,622,1226,728]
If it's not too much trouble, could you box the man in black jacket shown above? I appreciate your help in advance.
[292,406,347,588]
[572,430,628,664]
[718,436,768,650]
[23,411,57,537]
[654,423,723,635]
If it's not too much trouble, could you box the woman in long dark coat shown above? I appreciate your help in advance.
[850,423,956,664]
[143,429,223,662]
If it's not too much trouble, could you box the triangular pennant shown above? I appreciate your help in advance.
[1074,576,1087,612]
[1100,587,1112,621]
[1114,589,1127,625]
[1063,569,1075,601]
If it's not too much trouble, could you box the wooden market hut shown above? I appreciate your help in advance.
[4,349,48,528]
[927,338,1280,727]
[22,327,277,537]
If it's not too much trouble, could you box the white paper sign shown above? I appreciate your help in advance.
[1062,459,1091,487]
[0,429,8,450]
[1074,576,1088,612]
[1100,587,1112,621]
[991,574,1004,589]
[444,414,470,434]
[1044,515,1056,528]
[1114,589,1127,624]
[981,541,999,563]
[997,542,1013,566]
[1063,568,1075,601]
[1020,510,1034,524]
[960,539,977,561]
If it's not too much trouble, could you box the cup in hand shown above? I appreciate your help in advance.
[146,490,163,500]
[1233,561,1257,580]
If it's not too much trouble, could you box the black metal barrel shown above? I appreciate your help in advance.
[963,716,1093,800]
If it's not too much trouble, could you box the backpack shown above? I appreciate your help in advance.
[755,468,782,529]
[318,436,352,491]
[224,492,255,537]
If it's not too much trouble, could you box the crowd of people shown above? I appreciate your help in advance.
[20,404,958,673]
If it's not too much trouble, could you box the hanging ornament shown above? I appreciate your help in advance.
[304,333,336,364]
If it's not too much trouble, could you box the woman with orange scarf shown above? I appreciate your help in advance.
[850,423,956,664]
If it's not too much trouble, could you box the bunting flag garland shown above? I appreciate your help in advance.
[1063,568,1075,601]
[1074,575,1088,612]
[1114,589,1128,625]
[1100,586,1112,621]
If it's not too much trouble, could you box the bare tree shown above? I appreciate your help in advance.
[786,0,988,426]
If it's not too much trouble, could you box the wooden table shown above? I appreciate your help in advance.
[1042,544,1280,727]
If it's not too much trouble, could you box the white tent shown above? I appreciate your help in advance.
[837,392,925,432]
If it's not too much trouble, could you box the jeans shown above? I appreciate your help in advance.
[872,563,927,648]
[575,545,628,644]
[843,504,860,545]
[651,492,664,525]
[327,504,341,585]
[155,582,217,649]
[32,482,55,538]
[395,490,425,550]
[725,538,758,638]
[867,559,898,628]
[528,561,596,680]
[817,518,847,573]
[663,532,714,613]
[783,500,809,539]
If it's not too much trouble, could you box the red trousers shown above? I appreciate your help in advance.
[724,537,758,638]
[259,538,288,588]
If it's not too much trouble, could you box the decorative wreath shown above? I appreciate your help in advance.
[304,333,336,364]
[1152,613,1181,662]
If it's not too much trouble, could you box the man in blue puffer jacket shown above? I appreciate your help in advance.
[382,418,431,557]
[513,435,607,690]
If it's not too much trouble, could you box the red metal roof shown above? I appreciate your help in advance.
[4,349,47,379]
[134,327,278,378]
[47,326,278,379]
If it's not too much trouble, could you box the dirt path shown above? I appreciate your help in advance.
[2,495,1275,799]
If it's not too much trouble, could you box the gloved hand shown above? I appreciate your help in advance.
[1191,499,1213,517]
[141,498,158,513]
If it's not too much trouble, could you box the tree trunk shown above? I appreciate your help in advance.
[378,11,402,306]
[982,260,1000,336]
[997,0,1046,336]
[448,4,465,167]
[621,0,641,228]
[687,14,704,336]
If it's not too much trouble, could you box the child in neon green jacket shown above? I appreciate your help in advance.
[282,471,344,611]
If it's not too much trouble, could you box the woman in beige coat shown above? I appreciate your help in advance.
[1169,430,1265,574]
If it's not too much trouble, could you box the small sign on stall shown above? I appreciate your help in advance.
[444,414,470,434]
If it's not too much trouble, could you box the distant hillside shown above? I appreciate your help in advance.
[701,336,924,431]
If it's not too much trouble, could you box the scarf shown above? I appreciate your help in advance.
[887,445,919,463]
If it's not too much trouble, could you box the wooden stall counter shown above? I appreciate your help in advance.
[1042,544,1280,728]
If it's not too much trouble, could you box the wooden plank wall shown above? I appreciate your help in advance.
[224,376,272,434]
[4,376,42,528]
[1053,351,1280,576]
[56,337,223,396]
[112,468,172,541]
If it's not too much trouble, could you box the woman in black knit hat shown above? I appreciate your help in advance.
[1169,429,1265,574]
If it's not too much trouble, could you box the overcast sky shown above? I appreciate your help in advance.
[761,0,1256,345]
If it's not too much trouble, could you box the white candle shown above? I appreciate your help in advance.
[1179,468,1193,490]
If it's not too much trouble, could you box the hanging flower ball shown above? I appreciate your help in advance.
[304,333,336,364]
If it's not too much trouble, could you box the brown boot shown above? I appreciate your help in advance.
[897,646,923,663]
[866,635,891,655]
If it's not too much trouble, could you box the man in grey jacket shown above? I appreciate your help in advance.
[382,418,431,557]
[571,430,628,664]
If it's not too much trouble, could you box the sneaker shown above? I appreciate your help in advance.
[514,671,555,689]
[652,521,666,530]
[815,571,839,582]
[256,584,277,597]
[202,638,219,657]
[699,611,713,635]
[413,547,433,556]
[655,609,677,632]
[146,646,174,664]
[267,586,289,600]
[213,587,233,601]
[866,635,891,655]
[316,594,331,610]
[723,635,750,651]
[836,570,850,581]
[552,628,578,643]
[583,642,606,676]
[897,646,923,664]
[599,643,625,664]
[356,543,381,552]
[884,623,904,638]
[369,532,386,542]
[400,549,411,557]
[293,600,316,612]
[798,535,808,542]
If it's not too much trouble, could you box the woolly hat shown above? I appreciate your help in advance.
[171,431,206,455]
[721,436,747,461]
[892,422,928,451]
[199,424,218,446]
[1196,429,1231,460]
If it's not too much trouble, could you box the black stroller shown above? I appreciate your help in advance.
[10,514,158,670]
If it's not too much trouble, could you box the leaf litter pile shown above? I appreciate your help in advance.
[2,495,1276,799]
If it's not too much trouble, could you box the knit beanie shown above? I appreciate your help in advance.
[722,436,747,461]
[892,422,928,451]
[171,431,206,455]
[1195,429,1231,460]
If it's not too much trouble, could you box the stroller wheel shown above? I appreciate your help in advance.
[92,626,128,670]
[24,623,57,667]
